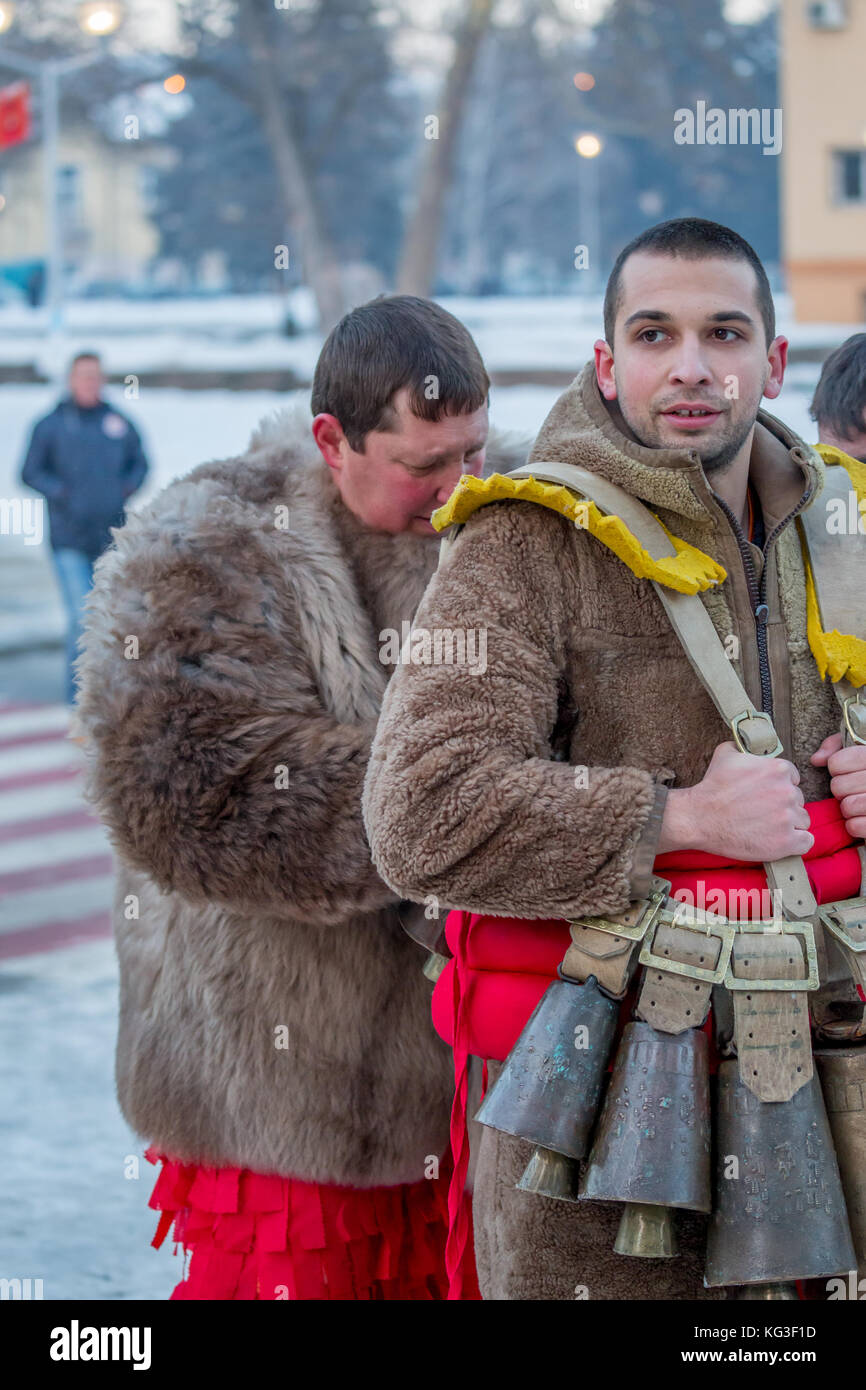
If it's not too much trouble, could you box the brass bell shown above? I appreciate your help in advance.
[476,972,619,1172]
[579,1022,711,1258]
[516,1145,581,1202]
[705,1060,857,1288]
[614,1202,677,1257]
[815,1046,866,1277]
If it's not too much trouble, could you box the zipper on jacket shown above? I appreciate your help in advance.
[713,481,813,722]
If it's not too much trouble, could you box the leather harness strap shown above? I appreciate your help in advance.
[504,461,828,1099]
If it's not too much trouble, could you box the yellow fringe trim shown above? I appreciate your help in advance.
[431,472,727,595]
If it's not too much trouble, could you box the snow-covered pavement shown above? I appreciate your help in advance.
[0,936,179,1300]
[0,699,180,1299]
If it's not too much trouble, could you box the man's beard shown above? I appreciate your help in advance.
[697,416,756,476]
[619,398,757,479]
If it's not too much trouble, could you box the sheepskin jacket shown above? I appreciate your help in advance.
[362,362,837,925]
[73,402,526,1187]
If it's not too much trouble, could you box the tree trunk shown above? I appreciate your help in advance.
[396,0,495,297]
[239,0,347,332]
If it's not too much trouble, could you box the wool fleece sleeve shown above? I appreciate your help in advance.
[73,491,397,926]
[362,498,662,921]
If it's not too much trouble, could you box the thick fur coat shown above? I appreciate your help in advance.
[363,363,839,1296]
[73,401,528,1187]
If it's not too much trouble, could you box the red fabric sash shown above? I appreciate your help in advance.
[439,796,862,1299]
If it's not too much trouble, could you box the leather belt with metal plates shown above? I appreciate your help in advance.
[634,902,819,1102]
[563,877,670,999]
[816,897,866,1039]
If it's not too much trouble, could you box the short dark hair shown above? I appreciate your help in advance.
[603,217,775,349]
[809,333,866,439]
[311,295,490,452]
[70,351,101,369]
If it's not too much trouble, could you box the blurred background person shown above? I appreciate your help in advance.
[810,333,866,463]
[19,351,149,706]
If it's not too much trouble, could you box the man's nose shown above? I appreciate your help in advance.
[668,337,712,386]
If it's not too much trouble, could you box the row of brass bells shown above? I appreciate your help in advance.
[475,972,619,1200]
[477,962,862,1288]
[704,1060,857,1290]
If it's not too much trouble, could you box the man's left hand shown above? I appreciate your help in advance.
[811,733,866,840]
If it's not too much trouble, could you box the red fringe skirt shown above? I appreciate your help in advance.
[146,1146,479,1300]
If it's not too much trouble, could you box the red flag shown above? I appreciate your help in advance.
[0,81,31,150]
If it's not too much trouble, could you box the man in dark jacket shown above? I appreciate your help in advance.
[20,351,149,704]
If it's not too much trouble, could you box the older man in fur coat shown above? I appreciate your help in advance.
[73,295,525,1300]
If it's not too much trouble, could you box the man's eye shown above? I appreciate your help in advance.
[712,328,741,341]
[638,328,666,343]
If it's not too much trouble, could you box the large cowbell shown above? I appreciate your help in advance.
[705,1060,857,1288]
[815,1047,866,1279]
[579,1022,712,1248]
[475,972,619,1173]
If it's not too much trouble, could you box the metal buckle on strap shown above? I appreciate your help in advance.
[818,898,866,952]
[567,877,669,944]
[842,697,866,746]
[638,905,735,984]
[723,919,819,991]
[730,709,784,757]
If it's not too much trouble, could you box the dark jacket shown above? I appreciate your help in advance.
[20,397,149,559]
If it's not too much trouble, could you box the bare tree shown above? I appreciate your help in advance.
[234,1,346,331]
[396,0,496,296]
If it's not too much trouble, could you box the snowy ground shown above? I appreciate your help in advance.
[0,939,179,1300]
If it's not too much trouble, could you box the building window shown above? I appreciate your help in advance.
[833,150,866,204]
[806,0,848,29]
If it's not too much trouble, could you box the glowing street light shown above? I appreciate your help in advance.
[78,3,123,36]
[575,132,603,159]
[574,134,604,294]
[0,3,16,35]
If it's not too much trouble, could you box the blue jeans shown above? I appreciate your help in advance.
[51,547,95,705]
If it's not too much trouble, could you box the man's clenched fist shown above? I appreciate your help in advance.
[657,740,814,862]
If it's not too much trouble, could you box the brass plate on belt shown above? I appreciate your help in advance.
[567,877,669,944]
[819,898,866,953]
[723,919,819,991]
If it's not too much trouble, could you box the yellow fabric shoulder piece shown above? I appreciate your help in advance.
[813,442,866,503]
[431,471,727,595]
[803,444,866,688]
[803,547,866,688]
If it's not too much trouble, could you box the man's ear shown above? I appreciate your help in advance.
[312,414,347,473]
[762,335,788,402]
[594,339,617,400]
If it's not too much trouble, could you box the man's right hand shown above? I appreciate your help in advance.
[656,740,814,862]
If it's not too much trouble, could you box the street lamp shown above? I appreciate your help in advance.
[0,1,125,336]
[575,132,603,295]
